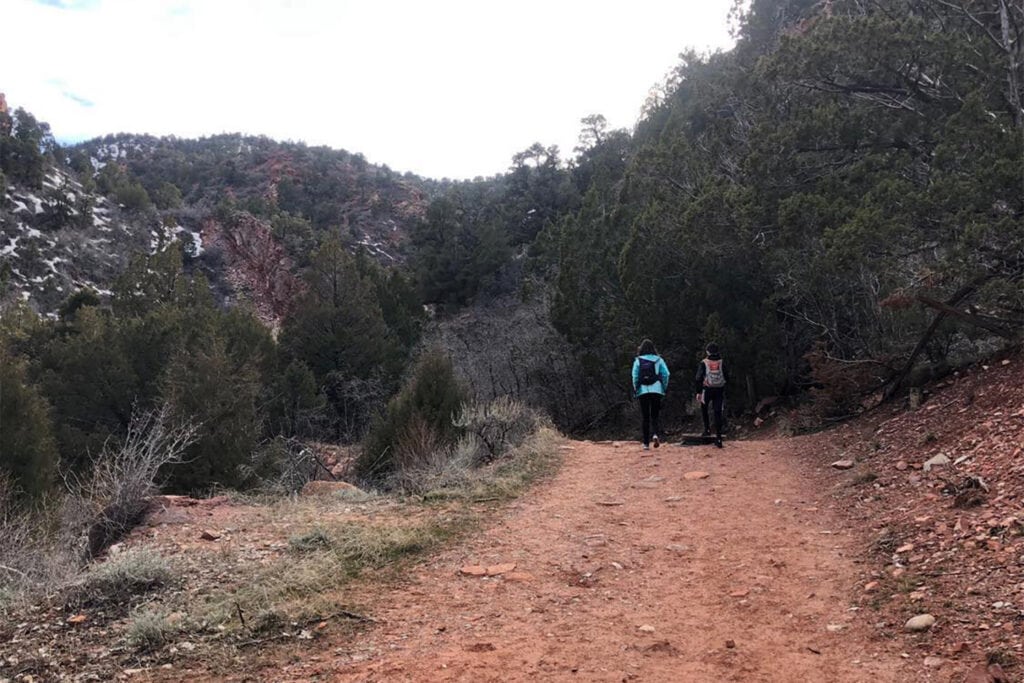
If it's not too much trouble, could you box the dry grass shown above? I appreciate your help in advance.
[192,426,562,635]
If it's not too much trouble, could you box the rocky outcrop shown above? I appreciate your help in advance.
[203,211,304,329]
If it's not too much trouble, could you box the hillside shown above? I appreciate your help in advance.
[1,118,432,320]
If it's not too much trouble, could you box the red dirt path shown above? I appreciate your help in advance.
[248,438,921,682]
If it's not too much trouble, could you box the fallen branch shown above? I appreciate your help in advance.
[235,609,377,648]
[883,274,995,401]
[916,295,1019,338]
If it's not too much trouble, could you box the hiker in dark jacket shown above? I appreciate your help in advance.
[695,343,727,448]
[632,339,670,451]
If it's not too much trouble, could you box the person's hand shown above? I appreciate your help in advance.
[695,393,702,403]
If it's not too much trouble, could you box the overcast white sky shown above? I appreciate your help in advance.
[4,0,736,179]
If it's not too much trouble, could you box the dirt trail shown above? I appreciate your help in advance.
[261,439,916,682]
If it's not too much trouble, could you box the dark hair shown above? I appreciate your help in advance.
[637,339,657,356]
[705,342,720,356]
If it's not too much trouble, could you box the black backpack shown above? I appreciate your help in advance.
[638,357,659,386]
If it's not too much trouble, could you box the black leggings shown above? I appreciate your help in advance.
[639,393,662,445]
[701,387,725,438]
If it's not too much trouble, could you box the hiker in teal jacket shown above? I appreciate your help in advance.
[632,339,670,450]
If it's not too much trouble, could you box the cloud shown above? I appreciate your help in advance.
[60,90,94,108]
[7,0,737,179]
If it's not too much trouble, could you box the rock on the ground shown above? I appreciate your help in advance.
[904,614,936,631]
[199,529,221,541]
[459,565,488,577]
[923,656,944,668]
[486,563,516,576]
[964,663,1009,683]
[831,459,855,470]
[637,624,656,634]
[922,454,951,472]
[683,471,710,480]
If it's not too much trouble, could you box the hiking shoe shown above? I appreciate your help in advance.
[702,430,711,437]
[642,444,650,451]
[652,435,660,449]
[715,438,723,449]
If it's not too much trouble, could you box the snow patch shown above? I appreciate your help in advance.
[1,236,19,256]
[24,193,45,214]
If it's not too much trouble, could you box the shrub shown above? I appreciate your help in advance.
[391,431,479,494]
[125,607,175,651]
[356,351,467,485]
[452,396,540,462]
[68,406,198,557]
[69,549,172,608]
[240,437,320,495]
[805,342,886,421]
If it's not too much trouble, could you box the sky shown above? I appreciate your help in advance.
[4,0,737,180]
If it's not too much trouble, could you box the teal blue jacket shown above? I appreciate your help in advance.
[632,354,670,397]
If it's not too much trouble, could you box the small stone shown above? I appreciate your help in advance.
[864,581,880,592]
[637,624,656,634]
[922,454,951,472]
[725,639,736,649]
[923,656,944,668]
[826,624,846,633]
[895,543,914,554]
[199,529,220,541]
[895,461,908,471]
[67,614,87,625]
[486,563,516,576]
[905,614,936,632]
[683,471,710,480]
[729,589,749,598]
[831,460,855,470]
[459,565,488,577]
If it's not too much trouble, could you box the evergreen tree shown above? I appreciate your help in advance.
[0,348,58,500]
[356,350,467,485]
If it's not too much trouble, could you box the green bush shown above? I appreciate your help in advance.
[0,350,58,501]
[356,350,467,485]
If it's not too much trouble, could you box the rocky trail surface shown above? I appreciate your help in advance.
[240,438,920,682]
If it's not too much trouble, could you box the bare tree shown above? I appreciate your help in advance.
[65,405,199,558]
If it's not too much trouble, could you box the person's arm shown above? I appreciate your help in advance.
[694,361,705,399]
[658,358,670,392]
[631,358,640,395]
